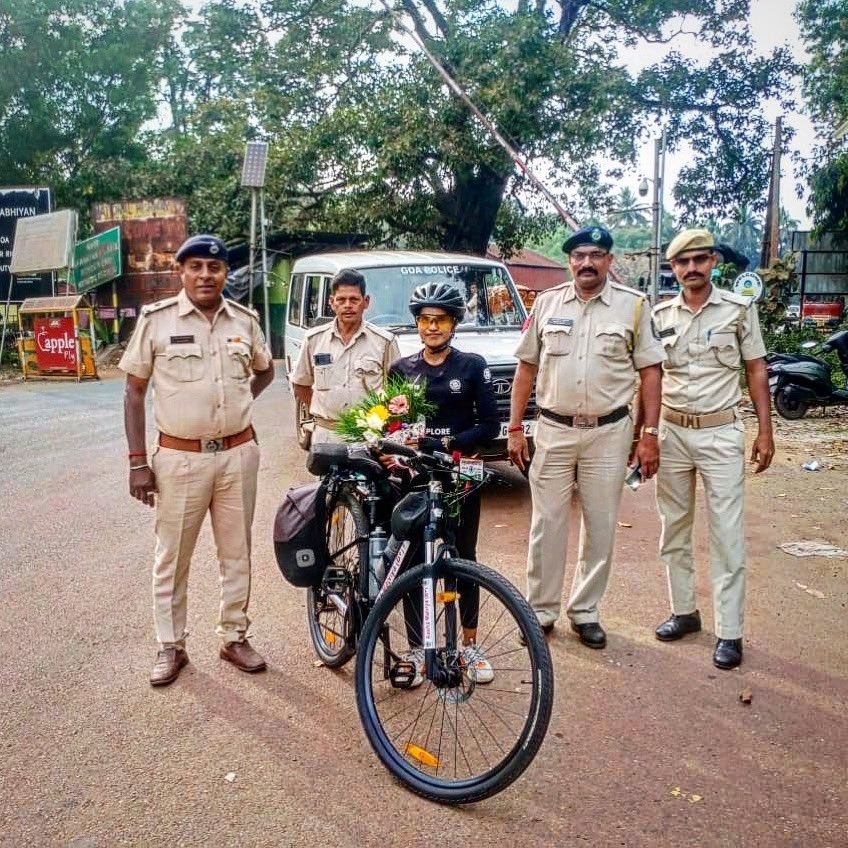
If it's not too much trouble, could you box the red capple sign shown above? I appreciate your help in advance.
[34,317,77,370]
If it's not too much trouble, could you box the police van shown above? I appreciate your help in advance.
[284,250,537,457]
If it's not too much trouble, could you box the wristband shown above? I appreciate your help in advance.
[130,464,149,471]
[507,425,523,434]
[128,451,147,458]
[642,426,659,437]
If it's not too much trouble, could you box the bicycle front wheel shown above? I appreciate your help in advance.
[355,558,554,804]
[306,489,367,668]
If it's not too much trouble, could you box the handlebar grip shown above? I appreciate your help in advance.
[375,439,417,458]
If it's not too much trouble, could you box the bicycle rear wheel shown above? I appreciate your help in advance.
[355,558,554,804]
[306,489,367,668]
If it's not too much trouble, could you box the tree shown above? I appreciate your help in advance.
[720,203,764,267]
[196,0,797,254]
[0,0,182,224]
[607,187,649,229]
[796,0,848,234]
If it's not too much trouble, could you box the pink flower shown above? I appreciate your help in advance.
[388,394,409,415]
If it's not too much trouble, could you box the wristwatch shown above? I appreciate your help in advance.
[642,426,660,437]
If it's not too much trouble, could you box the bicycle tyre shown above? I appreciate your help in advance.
[355,558,554,804]
[306,489,368,668]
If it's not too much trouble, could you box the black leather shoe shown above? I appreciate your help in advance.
[713,638,743,669]
[570,621,606,649]
[655,610,702,642]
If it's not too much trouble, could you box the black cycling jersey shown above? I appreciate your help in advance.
[389,347,499,454]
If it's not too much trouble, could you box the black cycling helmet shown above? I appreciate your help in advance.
[408,282,466,322]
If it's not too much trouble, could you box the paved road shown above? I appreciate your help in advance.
[0,373,845,847]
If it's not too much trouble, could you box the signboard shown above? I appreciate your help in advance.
[34,316,77,370]
[10,209,76,274]
[72,226,121,292]
[0,188,53,300]
[733,271,764,302]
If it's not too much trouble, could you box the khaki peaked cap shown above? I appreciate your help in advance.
[666,228,715,261]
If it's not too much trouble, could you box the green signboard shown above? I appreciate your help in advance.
[72,226,121,292]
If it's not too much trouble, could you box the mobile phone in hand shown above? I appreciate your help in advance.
[624,463,642,491]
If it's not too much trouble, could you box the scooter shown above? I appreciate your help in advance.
[765,348,823,395]
[771,329,848,419]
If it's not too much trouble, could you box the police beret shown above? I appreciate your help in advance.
[562,225,613,254]
[175,234,229,263]
[666,229,714,261]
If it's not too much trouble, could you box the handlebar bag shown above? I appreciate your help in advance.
[273,481,328,588]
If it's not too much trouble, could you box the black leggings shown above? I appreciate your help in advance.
[403,487,481,643]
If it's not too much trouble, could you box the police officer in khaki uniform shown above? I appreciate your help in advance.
[652,229,774,670]
[121,235,275,686]
[291,269,400,443]
[509,226,665,648]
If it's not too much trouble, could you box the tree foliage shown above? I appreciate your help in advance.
[796,0,848,234]
[1,0,799,254]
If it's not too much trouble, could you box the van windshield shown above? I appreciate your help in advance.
[342,263,526,330]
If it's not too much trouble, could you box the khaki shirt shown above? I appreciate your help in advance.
[291,319,400,424]
[514,280,664,416]
[119,289,272,439]
[652,285,766,414]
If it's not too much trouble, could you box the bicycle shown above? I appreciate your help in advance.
[303,439,554,804]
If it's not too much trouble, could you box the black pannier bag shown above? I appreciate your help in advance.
[273,481,328,588]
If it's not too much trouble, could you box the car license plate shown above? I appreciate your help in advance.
[498,420,535,438]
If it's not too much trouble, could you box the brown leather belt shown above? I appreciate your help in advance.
[662,406,736,429]
[539,405,629,429]
[159,426,255,453]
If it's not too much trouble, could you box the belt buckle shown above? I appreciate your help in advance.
[684,413,700,429]
[573,414,598,429]
[202,438,224,453]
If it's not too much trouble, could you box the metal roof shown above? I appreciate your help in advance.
[19,294,90,313]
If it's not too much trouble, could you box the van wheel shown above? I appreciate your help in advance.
[296,398,314,450]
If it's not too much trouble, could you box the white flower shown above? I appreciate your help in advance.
[364,411,385,432]
[363,428,381,444]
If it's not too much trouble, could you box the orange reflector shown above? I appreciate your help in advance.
[324,629,336,644]
[405,743,440,768]
[436,591,459,603]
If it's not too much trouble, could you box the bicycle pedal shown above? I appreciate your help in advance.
[389,660,417,689]
[322,567,349,593]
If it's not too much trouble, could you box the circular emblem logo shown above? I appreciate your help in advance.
[483,367,492,382]
[209,243,219,254]
[449,379,462,392]
[591,228,602,242]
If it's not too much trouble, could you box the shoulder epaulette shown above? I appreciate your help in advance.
[719,289,753,308]
[227,299,261,319]
[140,296,179,316]
[610,281,645,299]
[304,321,334,339]
[364,322,397,342]
[653,298,676,312]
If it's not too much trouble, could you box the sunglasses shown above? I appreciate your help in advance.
[416,314,455,330]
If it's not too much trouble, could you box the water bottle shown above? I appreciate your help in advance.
[368,527,388,599]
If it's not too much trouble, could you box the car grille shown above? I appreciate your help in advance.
[488,363,537,428]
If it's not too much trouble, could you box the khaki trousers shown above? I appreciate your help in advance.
[655,419,746,639]
[150,440,260,648]
[526,415,633,627]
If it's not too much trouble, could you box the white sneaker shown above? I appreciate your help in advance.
[461,641,494,684]
[404,647,425,689]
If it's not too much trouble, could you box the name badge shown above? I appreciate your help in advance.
[547,317,574,327]
[314,353,332,365]
[658,327,676,339]
[170,335,194,344]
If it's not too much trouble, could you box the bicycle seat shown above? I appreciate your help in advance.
[307,442,387,478]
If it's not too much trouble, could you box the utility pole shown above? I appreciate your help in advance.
[650,128,666,302]
[760,116,782,269]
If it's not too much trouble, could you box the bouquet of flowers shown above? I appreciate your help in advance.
[335,374,435,444]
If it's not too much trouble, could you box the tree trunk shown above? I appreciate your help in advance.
[435,165,511,254]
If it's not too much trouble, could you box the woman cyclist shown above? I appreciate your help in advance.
[389,282,499,685]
